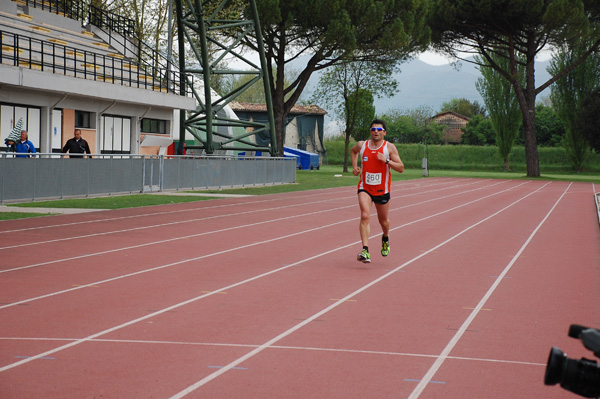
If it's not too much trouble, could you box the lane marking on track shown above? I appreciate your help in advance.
[207,366,247,370]
[0,180,508,276]
[0,181,541,372]
[407,182,572,399]
[0,180,522,309]
[166,182,553,399]
[405,379,446,384]
[0,178,452,236]
[0,187,360,235]
[0,336,547,366]
[0,179,483,250]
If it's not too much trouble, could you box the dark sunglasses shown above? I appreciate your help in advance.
[370,127,384,132]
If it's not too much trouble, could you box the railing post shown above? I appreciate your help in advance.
[159,155,164,191]
[142,155,146,192]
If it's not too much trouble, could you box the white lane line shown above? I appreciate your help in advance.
[0,337,546,366]
[0,179,505,273]
[0,178,446,235]
[0,196,349,250]
[168,182,551,398]
[0,181,539,371]
[407,182,571,399]
[0,178,481,250]
[0,180,519,309]
[0,187,356,235]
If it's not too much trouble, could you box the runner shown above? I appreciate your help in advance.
[350,119,404,263]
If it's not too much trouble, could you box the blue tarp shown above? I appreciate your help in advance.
[284,147,319,170]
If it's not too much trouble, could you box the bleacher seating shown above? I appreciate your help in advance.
[0,0,175,93]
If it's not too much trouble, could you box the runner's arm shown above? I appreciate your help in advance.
[386,143,404,173]
[350,141,364,176]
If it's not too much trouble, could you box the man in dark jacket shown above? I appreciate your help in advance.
[62,129,92,158]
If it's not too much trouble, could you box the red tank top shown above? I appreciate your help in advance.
[357,140,391,196]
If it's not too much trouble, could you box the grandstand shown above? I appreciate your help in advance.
[0,0,195,155]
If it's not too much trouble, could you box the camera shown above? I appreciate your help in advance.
[545,324,600,398]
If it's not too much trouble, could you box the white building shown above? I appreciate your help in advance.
[0,0,195,155]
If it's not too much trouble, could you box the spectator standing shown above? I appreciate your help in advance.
[62,129,92,158]
[14,130,36,158]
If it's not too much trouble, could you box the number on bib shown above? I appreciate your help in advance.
[365,172,382,185]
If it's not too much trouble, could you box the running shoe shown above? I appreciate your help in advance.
[381,238,390,257]
[357,249,371,263]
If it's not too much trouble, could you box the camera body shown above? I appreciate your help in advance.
[545,324,600,398]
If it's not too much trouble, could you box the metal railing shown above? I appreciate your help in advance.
[17,0,87,22]
[0,153,296,203]
[0,30,191,94]
[88,4,134,36]
[88,4,176,89]
[7,0,186,94]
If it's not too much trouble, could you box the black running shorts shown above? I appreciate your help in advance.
[358,189,390,205]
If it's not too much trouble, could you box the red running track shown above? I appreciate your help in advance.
[0,177,599,398]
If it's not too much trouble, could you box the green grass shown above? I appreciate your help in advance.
[0,212,56,221]
[1,164,597,221]
[8,194,218,209]
[325,140,600,175]
[426,169,600,183]
[198,165,421,195]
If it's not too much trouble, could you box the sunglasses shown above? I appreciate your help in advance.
[370,127,385,132]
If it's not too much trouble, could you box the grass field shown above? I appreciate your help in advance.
[2,165,598,221]
[324,140,600,173]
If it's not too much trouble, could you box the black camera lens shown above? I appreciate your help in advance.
[545,347,566,385]
[545,346,600,398]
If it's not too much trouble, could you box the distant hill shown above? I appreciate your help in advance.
[299,57,553,116]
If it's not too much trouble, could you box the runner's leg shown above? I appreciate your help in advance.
[358,191,372,247]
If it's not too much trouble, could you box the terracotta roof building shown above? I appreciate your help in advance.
[432,111,471,144]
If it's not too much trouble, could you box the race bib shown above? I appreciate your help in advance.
[365,172,382,185]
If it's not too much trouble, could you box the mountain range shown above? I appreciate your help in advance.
[299,57,553,121]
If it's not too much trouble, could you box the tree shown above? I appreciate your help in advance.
[348,89,376,143]
[106,0,170,65]
[533,104,565,147]
[476,52,523,171]
[548,39,600,171]
[311,60,398,172]
[429,0,600,177]
[440,98,486,118]
[383,107,444,144]
[226,69,295,103]
[576,87,600,153]
[238,0,431,156]
[460,115,495,146]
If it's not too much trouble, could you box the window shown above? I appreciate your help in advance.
[101,115,131,154]
[1,103,41,149]
[75,111,92,128]
[141,118,168,134]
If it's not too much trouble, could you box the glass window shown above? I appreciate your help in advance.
[141,118,167,134]
[75,111,92,128]
[1,103,41,149]
[102,115,131,154]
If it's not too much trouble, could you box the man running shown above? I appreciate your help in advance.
[350,119,404,263]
